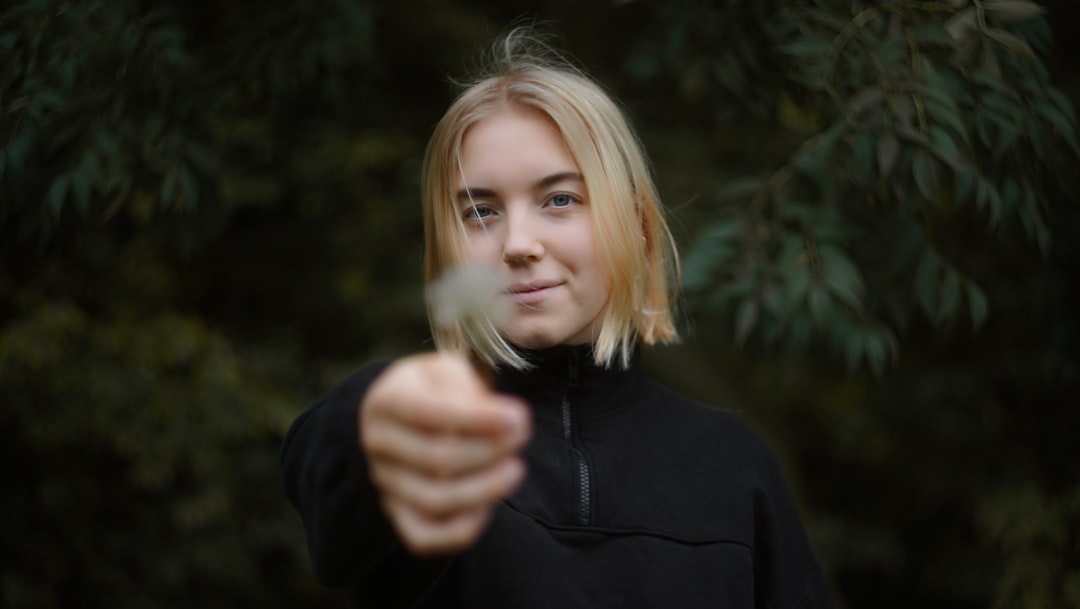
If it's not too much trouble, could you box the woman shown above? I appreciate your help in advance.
[282,31,833,608]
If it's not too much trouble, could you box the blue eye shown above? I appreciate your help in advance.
[463,205,493,221]
[550,193,575,208]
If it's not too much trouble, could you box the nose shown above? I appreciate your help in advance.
[502,207,543,265]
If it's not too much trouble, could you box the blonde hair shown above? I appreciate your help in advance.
[422,29,680,369]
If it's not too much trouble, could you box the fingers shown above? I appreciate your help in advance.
[369,352,528,437]
[382,498,494,557]
[389,389,528,438]
[358,351,533,556]
[371,456,526,518]
[361,351,531,478]
[364,421,527,478]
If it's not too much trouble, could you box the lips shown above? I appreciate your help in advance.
[506,280,563,304]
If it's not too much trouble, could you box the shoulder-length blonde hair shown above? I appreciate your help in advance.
[422,30,679,370]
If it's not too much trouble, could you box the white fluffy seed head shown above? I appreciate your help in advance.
[426,264,511,331]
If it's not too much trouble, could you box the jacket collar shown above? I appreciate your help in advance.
[493,344,644,422]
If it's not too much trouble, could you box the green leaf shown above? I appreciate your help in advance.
[1028,120,1047,157]
[981,0,1045,22]
[940,268,961,321]
[820,245,864,308]
[981,92,1016,116]
[787,314,811,348]
[917,80,957,108]
[923,97,969,145]
[72,172,91,214]
[1039,103,1075,137]
[911,23,957,48]
[30,89,66,118]
[1047,89,1075,120]
[929,126,964,171]
[684,218,743,290]
[844,330,864,374]
[1021,188,1052,254]
[161,169,178,208]
[915,250,940,319]
[891,217,926,273]
[981,38,1002,74]
[891,93,916,130]
[984,28,1035,56]
[877,132,900,179]
[145,114,165,140]
[808,286,831,325]
[967,281,989,329]
[955,166,976,201]
[945,7,978,43]
[6,126,35,172]
[790,124,847,199]
[972,69,1004,90]
[999,116,1023,153]
[777,232,805,266]
[975,113,993,148]
[718,177,764,201]
[729,267,762,297]
[0,32,18,51]
[783,270,811,312]
[58,58,78,90]
[178,167,199,209]
[865,331,887,376]
[734,298,760,344]
[780,37,831,59]
[48,175,70,218]
[851,133,875,182]
[912,151,939,203]
[696,217,743,250]
[186,142,217,174]
[1001,177,1021,212]
[848,86,884,118]
[778,201,815,225]
[955,33,981,65]
[977,177,1005,226]
[94,129,121,157]
[812,208,852,243]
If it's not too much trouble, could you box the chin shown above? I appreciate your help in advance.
[505,330,597,352]
[503,328,563,350]
[507,336,560,350]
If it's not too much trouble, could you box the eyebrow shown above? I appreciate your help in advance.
[456,171,584,201]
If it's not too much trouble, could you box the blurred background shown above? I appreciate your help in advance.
[2,0,1078,607]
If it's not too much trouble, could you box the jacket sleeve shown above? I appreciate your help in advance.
[280,362,453,605]
[753,447,835,609]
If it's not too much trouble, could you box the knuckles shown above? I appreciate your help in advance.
[359,350,525,557]
[390,502,490,557]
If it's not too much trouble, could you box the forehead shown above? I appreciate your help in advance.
[455,107,579,187]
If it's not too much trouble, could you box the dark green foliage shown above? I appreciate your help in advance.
[678,0,1079,374]
[1,1,420,607]
[0,300,324,608]
[2,0,1079,608]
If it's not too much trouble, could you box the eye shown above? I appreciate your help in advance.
[462,204,494,223]
[548,193,577,208]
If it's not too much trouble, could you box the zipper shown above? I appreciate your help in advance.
[561,349,591,525]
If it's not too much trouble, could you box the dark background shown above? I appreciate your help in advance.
[2,1,1078,607]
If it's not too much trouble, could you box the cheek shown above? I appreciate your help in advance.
[464,232,502,265]
[572,228,613,295]
[579,224,606,276]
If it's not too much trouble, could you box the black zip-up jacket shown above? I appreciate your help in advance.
[281,345,834,608]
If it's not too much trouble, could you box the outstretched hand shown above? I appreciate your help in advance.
[359,351,531,556]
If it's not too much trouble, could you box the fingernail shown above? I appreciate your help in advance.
[500,399,526,429]
[504,459,525,483]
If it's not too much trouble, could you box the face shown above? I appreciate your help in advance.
[453,107,611,349]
